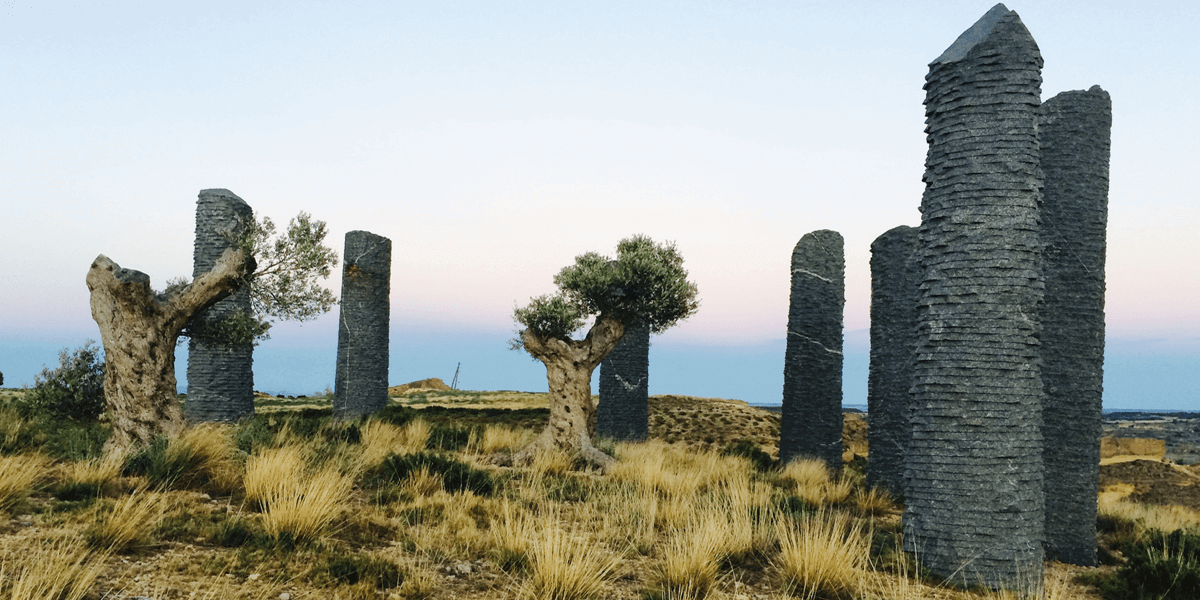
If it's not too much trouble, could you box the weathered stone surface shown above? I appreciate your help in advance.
[866,225,919,497]
[779,230,844,471]
[1040,86,1110,567]
[903,4,1046,589]
[333,231,392,419]
[186,189,255,423]
[598,322,650,441]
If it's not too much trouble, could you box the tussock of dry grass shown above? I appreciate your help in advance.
[778,458,853,506]
[775,509,871,600]
[359,419,432,471]
[244,445,308,508]
[473,423,535,453]
[0,537,110,600]
[0,453,50,512]
[520,513,622,600]
[1099,483,1200,534]
[64,449,126,492]
[610,440,749,502]
[259,465,354,543]
[169,423,242,492]
[528,445,573,478]
[648,510,728,600]
[84,488,168,551]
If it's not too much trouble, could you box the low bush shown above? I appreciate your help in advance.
[373,451,495,496]
[19,341,106,422]
[322,553,406,589]
[1088,529,1200,600]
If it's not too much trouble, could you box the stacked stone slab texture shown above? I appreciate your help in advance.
[866,225,919,497]
[779,230,844,471]
[186,189,256,423]
[597,323,650,441]
[1040,86,1111,567]
[334,231,392,419]
[903,4,1046,589]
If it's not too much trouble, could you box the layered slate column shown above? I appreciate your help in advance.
[866,225,919,497]
[903,4,1046,589]
[186,189,256,422]
[333,231,392,419]
[1040,86,1111,567]
[597,322,650,441]
[779,230,844,470]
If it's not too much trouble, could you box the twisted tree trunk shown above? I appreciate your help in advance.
[86,247,254,452]
[515,316,625,470]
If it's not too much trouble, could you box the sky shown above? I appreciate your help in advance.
[1,1,1197,410]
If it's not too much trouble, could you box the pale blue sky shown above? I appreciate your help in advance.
[2,2,1197,408]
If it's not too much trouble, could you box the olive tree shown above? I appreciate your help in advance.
[511,235,699,468]
[87,212,337,451]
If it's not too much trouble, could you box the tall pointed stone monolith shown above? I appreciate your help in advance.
[779,229,844,471]
[186,189,255,423]
[333,231,392,419]
[1040,86,1111,567]
[903,4,1046,589]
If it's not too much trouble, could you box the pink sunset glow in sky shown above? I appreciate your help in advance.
[2,1,1197,406]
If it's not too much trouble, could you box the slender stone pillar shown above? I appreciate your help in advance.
[903,4,1046,589]
[186,189,256,423]
[1040,86,1110,567]
[779,230,844,471]
[866,225,919,497]
[333,231,392,419]
[597,322,650,440]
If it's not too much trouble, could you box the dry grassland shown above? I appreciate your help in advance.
[0,388,1156,600]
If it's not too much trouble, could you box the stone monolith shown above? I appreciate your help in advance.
[903,4,1046,589]
[866,225,919,497]
[333,231,392,419]
[1040,86,1111,567]
[779,229,844,470]
[597,322,650,441]
[186,189,255,423]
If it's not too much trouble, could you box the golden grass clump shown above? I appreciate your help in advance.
[358,420,407,469]
[778,458,852,506]
[162,423,242,492]
[259,464,354,543]
[474,423,535,453]
[520,513,622,600]
[0,453,50,512]
[1098,483,1200,534]
[853,486,897,517]
[0,537,110,600]
[647,510,728,600]
[528,446,573,478]
[64,449,126,492]
[404,465,444,497]
[83,488,168,552]
[610,440,748,500]
[398,419,432,454]
[244,445,308,508]
[489,498,533,572]
[775,509,871,600]
[407,489,490,560]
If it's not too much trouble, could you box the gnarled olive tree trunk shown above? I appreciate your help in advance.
[515,316,625,469]
[86,247,254,452]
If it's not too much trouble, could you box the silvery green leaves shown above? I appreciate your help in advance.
[237,211,339,323]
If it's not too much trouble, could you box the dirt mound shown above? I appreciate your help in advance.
[1100,459,1200,510]
[842,412,868,461]
[1101,437,1166,460]
[388,378,453,395]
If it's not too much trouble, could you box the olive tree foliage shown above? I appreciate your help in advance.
[512,235,700,346]
[511,234,699,467]
[175,212,339,346]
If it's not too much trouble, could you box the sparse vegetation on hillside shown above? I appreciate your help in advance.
[0,385,1179,599]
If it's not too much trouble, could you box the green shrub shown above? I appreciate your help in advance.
[20,341,106,421]
[323,554,405,589]
[122,436,186,487]
[375,405,419,427]
[721,440,774,472]
[42,421,109,461]
[374,452,495,496]
[1088,529,1200,600]
[427,424,475,451]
